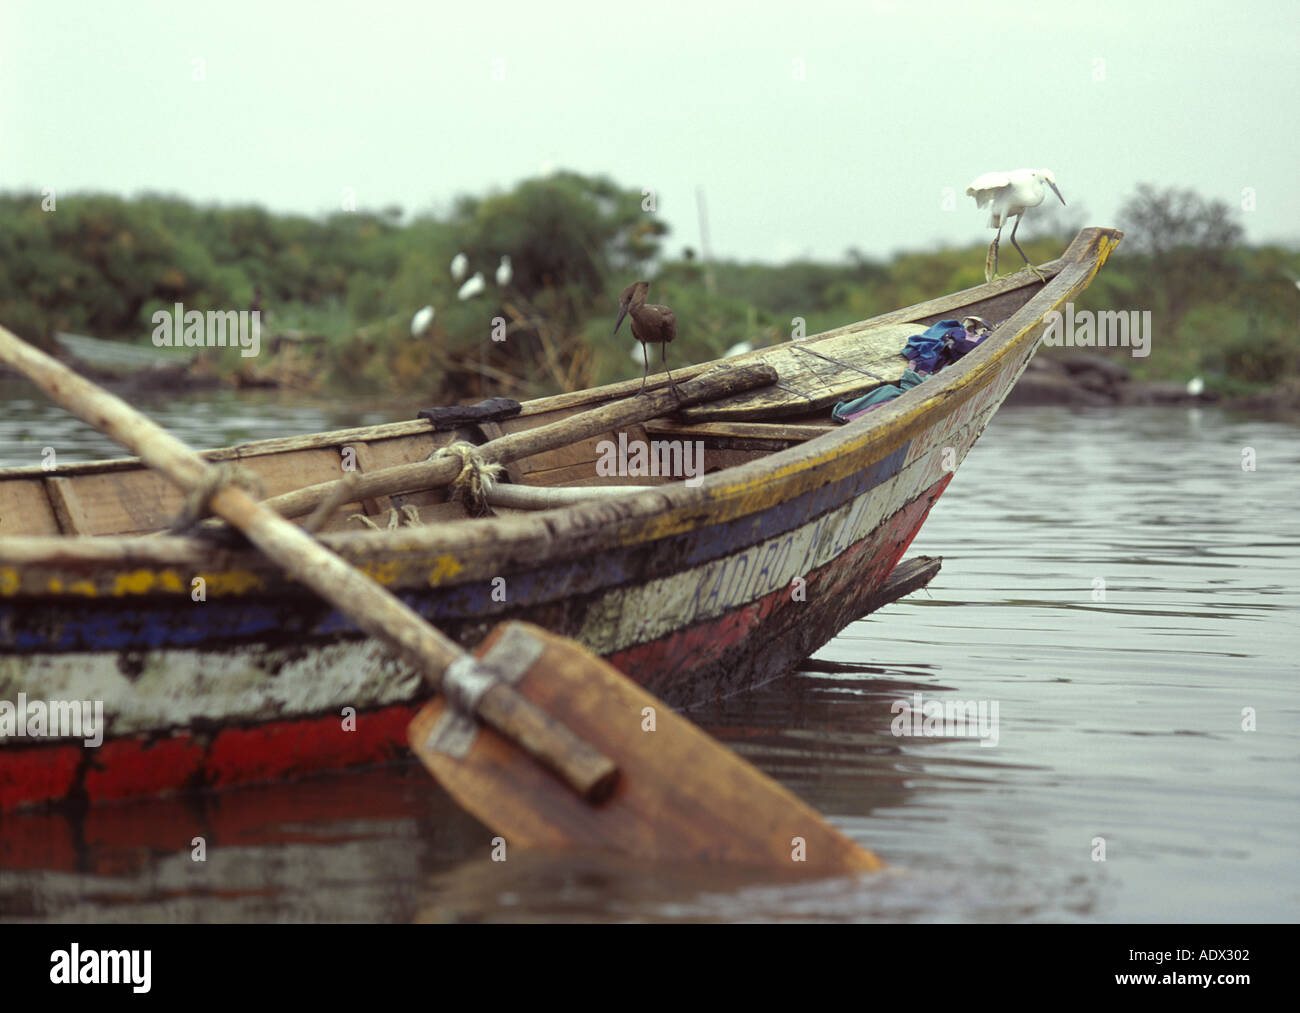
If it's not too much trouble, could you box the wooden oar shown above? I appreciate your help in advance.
[0,324,880,872]
[410,624,878,870]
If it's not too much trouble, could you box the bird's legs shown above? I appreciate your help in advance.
[636,342,651,395]
[1009,215,1048,283]
[662,343,681,399]
[984,224,1002,283]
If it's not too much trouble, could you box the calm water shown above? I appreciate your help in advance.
[1,383,1297,923]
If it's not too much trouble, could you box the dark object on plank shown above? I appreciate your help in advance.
[418,398,522,431]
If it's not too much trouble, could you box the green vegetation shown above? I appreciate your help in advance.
[1,176,1295,401]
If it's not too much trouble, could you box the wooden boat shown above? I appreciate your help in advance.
[0,227,1122,811]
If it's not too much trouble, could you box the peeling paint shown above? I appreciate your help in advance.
[426,554,463,586]
[111,569,186,597]
[201,569,265,596]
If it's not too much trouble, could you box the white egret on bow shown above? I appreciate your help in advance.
[967,169,1066,283]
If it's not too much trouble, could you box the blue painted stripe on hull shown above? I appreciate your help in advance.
[2,441,911,653]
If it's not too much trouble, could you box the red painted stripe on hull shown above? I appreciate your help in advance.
[204,705,413,789]
[83,734,208,803]
[0,743,81,812]
[2,704,420,811]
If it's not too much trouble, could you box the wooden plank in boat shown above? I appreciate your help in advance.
[698,448,768,473]
[44,476,95,534]
[511,431,629,477]
[0,479,61,536]
[521,460,675,488]
[644,419,833,451]
[674,322,919,421]
[349,442,395,517]
[56,446,347,536]
[237,447,347,500]
[54,469,187,535]
[342,432,439,471]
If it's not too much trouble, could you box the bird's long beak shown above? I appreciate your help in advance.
[613,303,629,335]
[1048,181,1066,206]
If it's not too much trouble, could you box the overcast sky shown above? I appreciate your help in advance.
[2,0,1296,263]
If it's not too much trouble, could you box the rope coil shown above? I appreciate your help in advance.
[432,441,503,517]
[168,464,265,533]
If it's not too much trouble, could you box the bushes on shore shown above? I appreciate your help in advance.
[1,178,1294,401]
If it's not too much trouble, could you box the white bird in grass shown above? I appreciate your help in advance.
[495,255,513,287]
[457,272,486,301]
[410,304,435,337]
[450,253,469,282]
[1186,376,1204,397]
[967,169,1066,283]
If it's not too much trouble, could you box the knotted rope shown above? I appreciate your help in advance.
[168,463,265,533]
[431,441,503,518]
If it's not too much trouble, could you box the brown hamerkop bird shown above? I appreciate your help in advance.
[614,281,679,397]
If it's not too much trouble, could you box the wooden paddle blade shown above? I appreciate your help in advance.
[409,622,881,873]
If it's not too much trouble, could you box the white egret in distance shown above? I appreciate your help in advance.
[457,272,486,301]
[967,169,1066,283]
[495,255,513,287]
[450,253,469,282]
[410,305,435,337]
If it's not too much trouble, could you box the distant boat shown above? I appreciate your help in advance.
[53,331,196,374]
[0,228,1123,811]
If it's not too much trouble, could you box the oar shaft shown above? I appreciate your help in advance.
[262,362,779,519]
[0,325,617,801]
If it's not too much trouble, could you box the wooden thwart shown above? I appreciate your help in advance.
[44,476,94,535]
